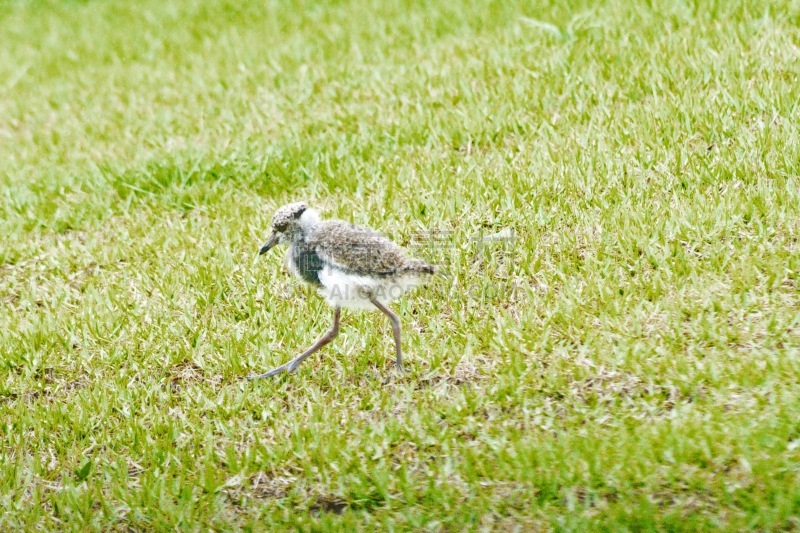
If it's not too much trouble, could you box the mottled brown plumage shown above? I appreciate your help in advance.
[270,202,307,232]
[309,220,434,278]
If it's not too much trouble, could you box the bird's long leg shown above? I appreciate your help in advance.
[369,297,404,372]
[248,306,341,380]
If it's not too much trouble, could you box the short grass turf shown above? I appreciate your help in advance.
[2,0,800,529]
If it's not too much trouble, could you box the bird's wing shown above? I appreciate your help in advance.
[308,220,410,277]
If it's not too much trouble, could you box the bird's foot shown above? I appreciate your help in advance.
[247,357,307,380]
[379,363,407,385]
[247,363,291,380]
[362,369,378,380]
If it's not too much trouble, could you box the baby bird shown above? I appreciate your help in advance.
[248,202,434,379]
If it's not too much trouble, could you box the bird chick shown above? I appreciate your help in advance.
[248,202,434,379]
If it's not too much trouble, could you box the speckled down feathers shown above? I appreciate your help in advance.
[271,202,307,231]
[308,220,434,278]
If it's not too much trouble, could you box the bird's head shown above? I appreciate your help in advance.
[259,202,319,255]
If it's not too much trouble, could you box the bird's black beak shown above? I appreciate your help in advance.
[259,233,279,255]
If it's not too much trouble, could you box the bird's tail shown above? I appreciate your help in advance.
[403,259,436,276]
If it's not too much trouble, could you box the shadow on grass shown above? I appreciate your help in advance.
[108,150,305,209]
[108,139,369,210]
[8,141,364,234]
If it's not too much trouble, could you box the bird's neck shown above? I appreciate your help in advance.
[284,209,321,248]
[298,208,321,230]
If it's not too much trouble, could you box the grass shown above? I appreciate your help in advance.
[2,0,800,529]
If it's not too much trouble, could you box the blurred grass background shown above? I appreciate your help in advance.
[2,0,800,529]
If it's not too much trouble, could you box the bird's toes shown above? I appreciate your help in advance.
[247,365,288,380]
[389,364,407,377]
[362,369,380,380]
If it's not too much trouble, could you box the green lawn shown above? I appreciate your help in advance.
[2,0,800,529]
